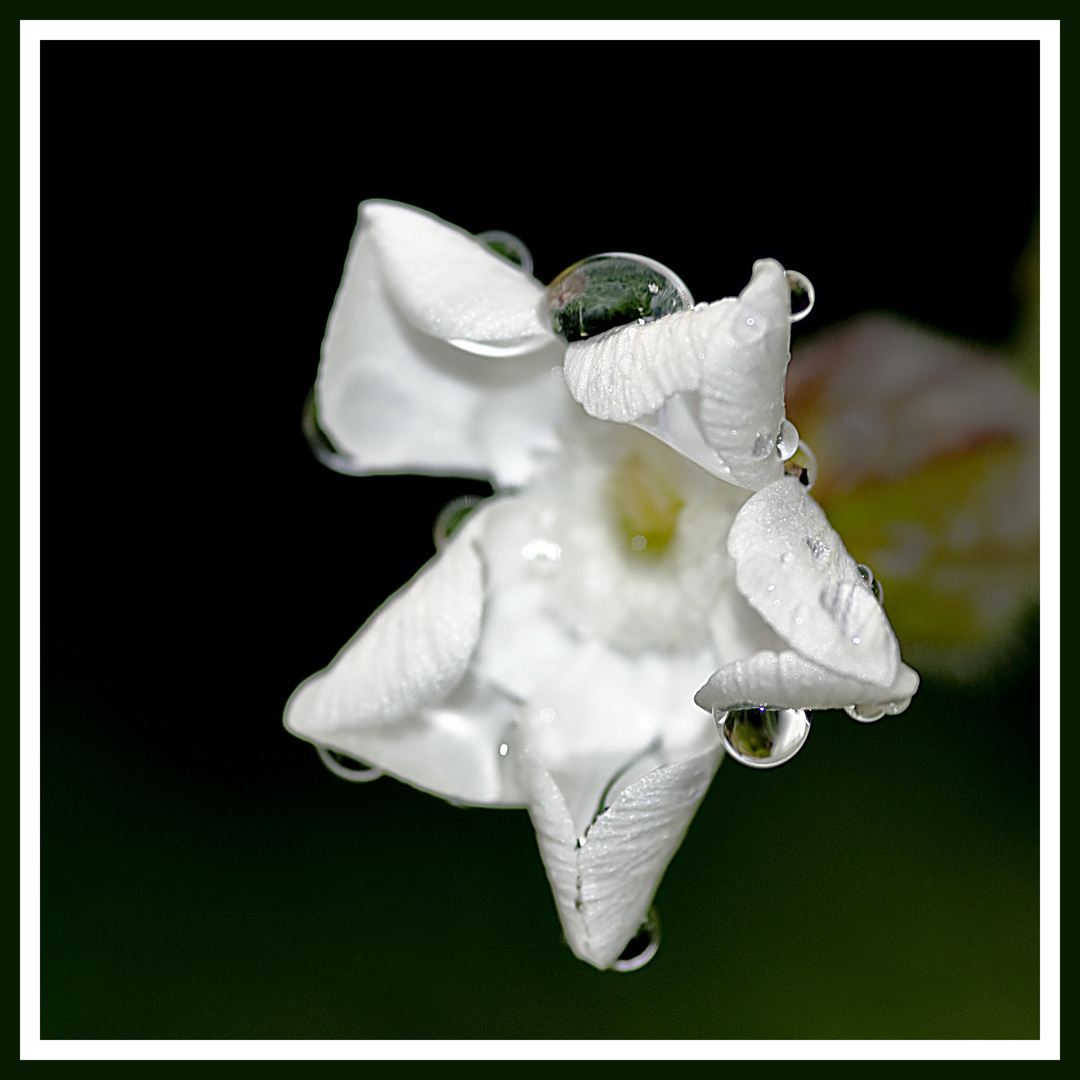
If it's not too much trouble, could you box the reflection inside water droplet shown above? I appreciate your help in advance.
[713,706,812,768]
[317,746,384,783]
[611,906,661,972]
[546,253,693,342]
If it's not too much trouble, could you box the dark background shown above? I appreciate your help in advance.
[40,39,1041,1041]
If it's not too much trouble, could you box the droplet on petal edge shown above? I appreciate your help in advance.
[317,746,385,782]
[476,229,534,277]
[713,706,812,768]
[857,563,885,605]
[434,495,484,551]
[611,906,661,972]
[786,269,815,323]
[844,703,887,723]
[546,253,694,343]
[302,387,367,475]
[782,440,818,490]
[776,418,800,461]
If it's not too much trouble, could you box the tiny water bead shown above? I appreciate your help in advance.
[611,906,661,972]
[857,563,885,605]
[785,269,816,323]
[713,706,812,768]
[546,253,694,343]
[433,495,483,551]
[317,746,384,783]
[477,229,533,277]
[301,387,363,475]
[783,440,818,490]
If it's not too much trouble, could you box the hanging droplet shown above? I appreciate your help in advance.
[776,418,800,461]
[783,440,818,490]
[845,703,887,723]
[546,253,694,342]
[857,563,885,605]
[786,269,816,323]
[434,495,483,551]
[476,229,534,277]
[301,387,366,475]
[713,705,812,768]
[611,906,661,972]
[317,746,384,783]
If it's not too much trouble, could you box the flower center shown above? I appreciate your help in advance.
[609,450,685,557]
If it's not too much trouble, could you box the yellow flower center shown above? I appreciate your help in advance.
[609,450,685,557]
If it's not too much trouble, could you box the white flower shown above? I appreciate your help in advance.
[285,202,919,970]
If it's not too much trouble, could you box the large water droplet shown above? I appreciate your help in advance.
[784,440,818,490]
[476,229,534,276]
[434,495,483,551]
[546,253,693,342]
[713,706,812,768]
[611,906,661,972]
[317,746,384,783]
[776,418,800,461]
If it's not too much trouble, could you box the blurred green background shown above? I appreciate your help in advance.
[38,39,1041,1041]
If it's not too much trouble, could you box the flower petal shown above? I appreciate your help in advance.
[284,506,526,805]
[728,476,902,687]
[694,650,920,714]
[317,201,568,486]
[696,259,793,490]
[521,741,723,970]
[363,201,556,356]
[562,304,707,421]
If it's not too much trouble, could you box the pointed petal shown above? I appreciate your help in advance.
[521,742,722,970]
[284,514,485,737]
[317,201,568,486]
[696,258,794,490]
[695,650,920,714]
[728,477,901,687]
[364,201,556,355]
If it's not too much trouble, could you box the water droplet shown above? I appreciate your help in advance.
[857,563,885,605]
[630,534,648,551]
[522,537,563,575]
[546,253,694,342]
[498,742,509,757]
[611,906,661,972]
[783,440,818,489]
[845,703,887,723]
[476,229,533,276]
[713,706,812,768]
[786,269,815,323]
[776,418,800,461]
[317,746,384,783]
[808,536,830,561]
[539,707,556,725]
[434,495,483,550]
[301,387,367,475]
